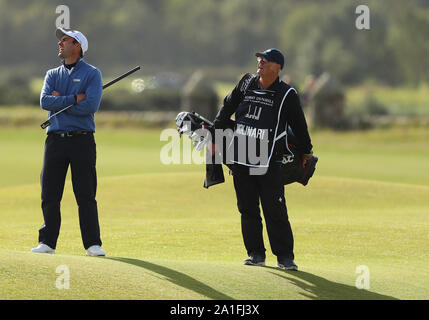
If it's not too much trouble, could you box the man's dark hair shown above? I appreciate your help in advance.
[73,39,84,58]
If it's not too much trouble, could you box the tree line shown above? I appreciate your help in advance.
[0,0,428,86]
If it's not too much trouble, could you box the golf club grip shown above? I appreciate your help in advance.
[102,66,141,90]
[41,120,50,129]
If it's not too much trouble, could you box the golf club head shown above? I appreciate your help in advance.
[41,120,50,129]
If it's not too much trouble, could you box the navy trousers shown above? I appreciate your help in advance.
[38,132,102,249]
[232,165,294,260]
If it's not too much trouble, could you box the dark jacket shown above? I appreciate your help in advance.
[214,73,312,164]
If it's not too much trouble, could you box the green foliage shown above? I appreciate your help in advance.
[0,0,428,86]
[0,73,39,105]
[0,0,428,111]
[360,96,389,116]
[101,87,182,111]
[346,83,429,116]
[388,5,429,85]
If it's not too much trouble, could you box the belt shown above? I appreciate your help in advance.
[51,131,92,138]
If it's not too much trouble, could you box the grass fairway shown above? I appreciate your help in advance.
[0,126,428,300]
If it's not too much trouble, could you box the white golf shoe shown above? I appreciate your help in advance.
[86,245,106,257]
[31,243,55,254]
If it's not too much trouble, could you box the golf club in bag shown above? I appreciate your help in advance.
[175,111,318,188]
[176,111,227,188]
[40,66,141,129]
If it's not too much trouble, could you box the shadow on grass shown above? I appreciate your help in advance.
[265,267,399,300]
[108,257,234,300]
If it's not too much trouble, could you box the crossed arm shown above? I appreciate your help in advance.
[40,69,102,116]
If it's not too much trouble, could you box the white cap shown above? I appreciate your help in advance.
[56,28,88,56]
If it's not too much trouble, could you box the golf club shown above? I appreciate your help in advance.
[40,65,141,129]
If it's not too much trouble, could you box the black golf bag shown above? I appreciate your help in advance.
[277,127,319,186]
[175,111,318,188]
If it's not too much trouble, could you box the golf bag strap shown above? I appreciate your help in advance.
[274,131,286,141]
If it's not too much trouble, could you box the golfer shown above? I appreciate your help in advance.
[213,48,313,270]
[31,28,105,256]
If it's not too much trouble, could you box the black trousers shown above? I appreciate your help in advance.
[232,165,294,259]
[39,133,101,250]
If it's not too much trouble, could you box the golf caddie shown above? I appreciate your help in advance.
[31,28,105,256]
[213,48,313,270]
